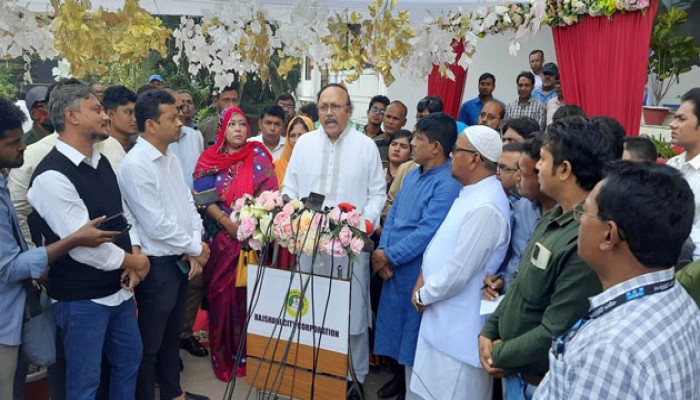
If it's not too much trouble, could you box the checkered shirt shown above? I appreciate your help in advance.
[505,98,546,131]
[534,268,700,399]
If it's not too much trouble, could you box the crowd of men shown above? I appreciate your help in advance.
[1,47,700,400]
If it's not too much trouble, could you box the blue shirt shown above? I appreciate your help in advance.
[531,88,557,106]
[500,198,541,291]
[458,97,485,126]
[0,174,48,346]
[375,161,462,365]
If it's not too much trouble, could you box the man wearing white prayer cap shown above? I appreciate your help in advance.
[408,125,511,400]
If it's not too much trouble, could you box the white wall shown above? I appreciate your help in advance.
[660,66,700,107]
[461,27,557,105]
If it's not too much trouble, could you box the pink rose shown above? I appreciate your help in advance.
[312,214,329,232]
[329,207,341,224]
[237,217,257,240]
[262,197,277,211]
[338,227,353,247]
[349,237,364,255]
[248,238,261,251]
[345,211,362,228]
[233,197,247,213]
[321,239,347,258]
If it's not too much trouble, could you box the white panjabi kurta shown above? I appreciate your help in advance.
[282,125,386,334]
[410,175,510,400]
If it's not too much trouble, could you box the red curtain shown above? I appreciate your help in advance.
[552,1,658,136]
[427,41,467,119]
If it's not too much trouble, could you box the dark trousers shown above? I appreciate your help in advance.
[180,273,204,340]
[135,256,188,400]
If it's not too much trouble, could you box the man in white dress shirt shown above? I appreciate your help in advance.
[410,125,511,400]
[117,89,210,400]
[27,80,151,399]
[283,83,387,400]
[668,88,700,224]
[248,104,286,160]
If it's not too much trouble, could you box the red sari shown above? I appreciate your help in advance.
[193,107,277,382]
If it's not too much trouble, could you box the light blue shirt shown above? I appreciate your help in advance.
[501,198,542,291]
[0,174,48,346]
[168,126,204,189]
[531,88,557,106]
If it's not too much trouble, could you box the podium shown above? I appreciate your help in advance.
[246,263,351,399]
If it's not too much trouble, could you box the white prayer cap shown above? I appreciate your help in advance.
[462,125,502,162]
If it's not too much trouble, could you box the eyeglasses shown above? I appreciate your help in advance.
[319,104,348,114]
[497,163,519,174]
[369,106,385,116]
[279,104,295,110]
[572,203,626,241]
[452,145,484,161]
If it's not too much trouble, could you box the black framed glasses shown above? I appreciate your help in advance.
[452,145,484,161]
[572,203,626,241]
[498,163,519,174]
[319,104,348,114]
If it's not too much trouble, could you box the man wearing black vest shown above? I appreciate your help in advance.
[118,90,210,400]
[26,80,151,399]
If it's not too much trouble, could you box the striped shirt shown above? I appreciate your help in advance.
[534,268,700,399]
[504,98,546,131]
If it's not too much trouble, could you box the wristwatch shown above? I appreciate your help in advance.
[414,288,424,306]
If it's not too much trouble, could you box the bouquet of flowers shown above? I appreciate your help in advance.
[282,202,367,259]
[231,190,285,251]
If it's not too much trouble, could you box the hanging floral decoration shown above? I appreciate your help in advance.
[50,0,170,78]
[544,0,651,27]
[322,0,414,85]
[0,0,58,82]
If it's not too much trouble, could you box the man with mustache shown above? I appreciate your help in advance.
[283,83,386,400]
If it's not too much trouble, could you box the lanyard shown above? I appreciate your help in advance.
[552,278,675,359]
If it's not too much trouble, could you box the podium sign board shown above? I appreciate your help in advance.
[246,264,350,399]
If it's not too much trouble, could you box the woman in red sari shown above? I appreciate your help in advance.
[193,107,277,381]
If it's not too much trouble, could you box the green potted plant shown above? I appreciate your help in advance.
[645,7,700,125]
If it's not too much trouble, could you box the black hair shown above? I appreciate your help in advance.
[597,161,694,267]
[543,116,614,191]
[503,141,525,153]
[135,89,176,133]
[529,49,544,58]
[299,102,319,122]
[221,85,239,96]
[260,104,285,121]
[681,88,700,127]
[552,104,586,122]
[368,95,390,111]
[288,116,313,133]
[590,116,625,160]
[103,85,137,112]
[521,136,544,161]
[0,97,27,139]
[414,112,457,158]
[136,84,157,96]
[416,96,443,114]
[275,92,295,105]
[389,129,412,145]
[478,73,496,85]
[623,137,657,162]
[503,117,539,140]
[317,83,352,111]
[517,71,536,86]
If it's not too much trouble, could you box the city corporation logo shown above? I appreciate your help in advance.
[286,290,309,318]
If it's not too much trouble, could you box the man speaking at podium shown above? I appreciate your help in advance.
[283,83,386,400]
